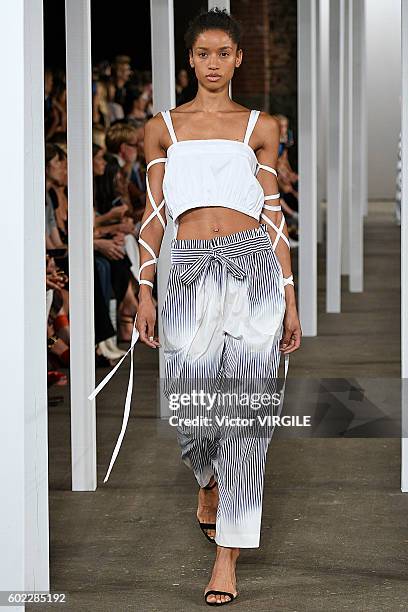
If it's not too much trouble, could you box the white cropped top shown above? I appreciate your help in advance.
[138,108,294,291]
[161,109,273,230]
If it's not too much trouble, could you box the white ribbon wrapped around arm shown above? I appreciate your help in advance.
[257,162,294,287]
[87,156,167,482]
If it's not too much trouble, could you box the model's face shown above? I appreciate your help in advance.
[189,29,242,89]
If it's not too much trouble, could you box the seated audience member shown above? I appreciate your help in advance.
[139,72,153,117]
[44,68,54,135]
[128,124,147,217]
[93,142,139,343]
[49,141,69,245]
[92,123,107,149]
[44,69,67,141]
[46,254,69,385]
[45,144,67,252]
[124,86,149,126]
[105,78,125,124]
[93,79,111,129]
[45,143,72,288]
[112,55,132,109]
[104,123,145,223]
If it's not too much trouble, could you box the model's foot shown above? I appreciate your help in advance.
[205,546,240,604]
[197,477,219,540]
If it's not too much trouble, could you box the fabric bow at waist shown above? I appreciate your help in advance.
[172,248,247,285]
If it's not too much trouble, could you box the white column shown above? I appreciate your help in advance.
[151,0,176,418]
[65,0,97,490]
[341,0,350,276]
[326,0,344,313]
[401,0,408,492]
[0,0,25,608]
[361,0,368,218]
[298,0,318,336]
[316,0,324,245]
[349,0,364,293]
[24,0,50,590]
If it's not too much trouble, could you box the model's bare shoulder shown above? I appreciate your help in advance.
[258,111,280,142]
[144,112,167,156]
[144,113,167,153]
[144,112,165,138]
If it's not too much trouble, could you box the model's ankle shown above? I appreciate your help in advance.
[216,545,240,557]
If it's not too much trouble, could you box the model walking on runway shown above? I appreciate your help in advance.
[89,6,302,607]
[135,8,302,606]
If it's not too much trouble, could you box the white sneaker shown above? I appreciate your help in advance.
[98,340,126,360]
[105,336,127,355]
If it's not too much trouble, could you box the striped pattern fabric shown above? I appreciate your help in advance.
[162,223,288,548]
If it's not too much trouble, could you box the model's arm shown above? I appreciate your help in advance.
[136,114,168,348]
[255,113,301,354]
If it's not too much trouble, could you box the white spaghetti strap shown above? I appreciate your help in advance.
[161,110,178,144]
[243,109,260,145]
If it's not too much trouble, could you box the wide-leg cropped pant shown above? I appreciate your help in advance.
[161,223,288,548]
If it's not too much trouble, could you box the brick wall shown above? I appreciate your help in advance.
[231,0,271,111]
[268,0,297,120]
[232,0,297,167]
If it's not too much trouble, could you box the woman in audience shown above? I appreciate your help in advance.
[124,86,149,126]
[44,70,67,141]
[93,143,139,342]
[93,79,114,129]
[46,254,69,387]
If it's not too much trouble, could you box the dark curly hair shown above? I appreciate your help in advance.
[184,7,242,51]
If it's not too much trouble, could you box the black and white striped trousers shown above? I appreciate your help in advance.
[161,223,288,548]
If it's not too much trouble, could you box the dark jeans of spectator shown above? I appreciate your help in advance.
[94,258,115,344]
[95,254,112,307]
[108,254,133,305]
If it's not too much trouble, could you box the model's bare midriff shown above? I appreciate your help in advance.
[176,206,260,240]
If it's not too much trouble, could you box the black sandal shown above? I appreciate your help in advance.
[197,479,218,544]
[204,590,238,606]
